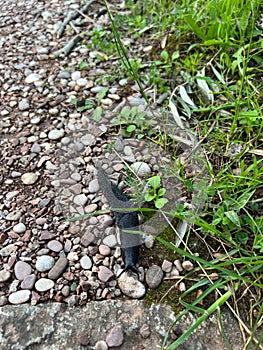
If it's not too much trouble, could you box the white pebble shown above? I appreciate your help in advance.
[21,173,38,185]
[8,290,31,304]
[35,278,54,292]
[80,255,92,270]
[13,223,26,233]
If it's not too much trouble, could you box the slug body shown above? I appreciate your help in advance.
[97,166,141,275]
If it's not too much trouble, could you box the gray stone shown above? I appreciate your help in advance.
[161,259,173,273]
[106,325,124,347]
[5,211,22,221]
[48,257,68,280]
[145,265,163,289]
[35,255,55,272]
[21,172,38,185]
[18,99,30,111]
[131,162,151,177]
[35,278,55,292]
[25,73,41,83]
[48,129,65,140]
[102,234,117,248]
[21,274,37,290]
[80,133,96,146]
[74,194,88,206]
[76,78,88,87]
[117,272,146,299]
[14,261,32,281]
[13,223,26,233]
[0,270,11,282]
[8,290,31,304]
[0,244,17,256]
[88,179,100,193]
[47,240,63,252]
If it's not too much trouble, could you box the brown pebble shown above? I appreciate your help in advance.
[48,257,68,280]
[77,333,90,346]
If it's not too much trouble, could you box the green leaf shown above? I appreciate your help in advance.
[126,124,136,133]
[79,61,87,70]
[148,176,161,189]
[225,210,241,227]
[158,188,166,196]
[155,198,168,209]
[172,51,180,61]
[97,87,108,104]
[93,106,102,122]
[161,50,169,62]
[144,193,156,202]
[77,99,94,111]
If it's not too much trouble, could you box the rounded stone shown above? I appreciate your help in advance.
[14,261,32,281]
[35,278,55,292]
[48,129,65,140]
[182,260,194,271]
[131,162,151,177]
[25,73,41,83]
[88,179,99,193]
[106,325,124,347]
[13,223,26,233]
[76,78,88,87]
[18,99,30,111]
[0,270,11,282]
[118,272,146,298]
[98,266,113,282]
[5,211,22,221]
[21,173,38,185]
[8,290,31,304]
[21,274,37,289]
[71,71,81,80]
[145,265,164,289]
[80,255,92,270]
[47,240,63,252]
[74,194,88,206]
[35,255,55,272]
[95,340,108,350]
[161,259,173,273]
[99,245,111,256]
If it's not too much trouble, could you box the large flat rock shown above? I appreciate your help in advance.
[0,300,250,350]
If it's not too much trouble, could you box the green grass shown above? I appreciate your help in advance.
[81,0,263,348]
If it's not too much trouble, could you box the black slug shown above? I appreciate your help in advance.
[97,166,141,276]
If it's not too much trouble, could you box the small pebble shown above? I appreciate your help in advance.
[25,73,41,83]
[162,259,173,273]
[5,211,22,221]
[13,223,26,233]
[98,266,113,282]
[131,162,151,177]
[174,259,183,272]
[118,272,146,298]
[95,340,108,350]
[21,173,38,185]
[80,255,92,270]
[47,240,63,252]
[106,325,124,347]
[35,278,55,292]
[99,245,111,256]
[18,99,30,111]
[14,261,32,280]
[88,179,99,193]
[21,274,37,289]
[8,290,31,304]
[74,194,88,206]
[35,255,55,272]
[0,270,11,282]
[145,265,163,289]
[48,257,69,280]
[48,129,65,140]
[182,260,194,271]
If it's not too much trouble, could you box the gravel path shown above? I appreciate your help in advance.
[0,0,199,307]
